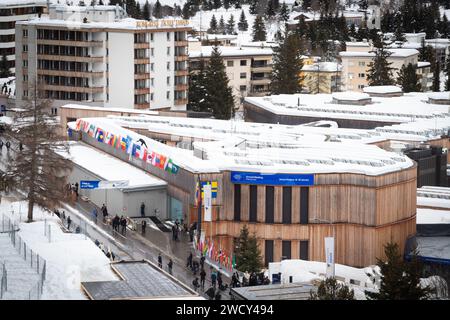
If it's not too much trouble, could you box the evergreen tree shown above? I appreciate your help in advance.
[174,4,182,16]
[234,1,241,9]
[252,15,267,41]
[418,40,435,70]
[143,0,150,20]
[182,3,191,19]
[153,0,163,19]
[432,63,440,92]
[249,0,257,14]
[204,46,235,119]
[393,25,406,46]
[218,15,226,34]
[440,14,449,38]
[266,0,276,19]
[135,2,142,19]
[0,54,11,78]
[397,63,421,93]
[366,242,433,300]
[302,0,311,11]
[223,0,230,10]
[99,0,104,5]
[213,0,221,9]
[188,60,209,112]
[366,42,396,86]
[226,14,235,35]
[445,52,450,91]
[234,225,263,273]
[271,31,304,94]
[309,278,355,300]
[238,10,248,32]
[208,14,218,34]
[279,2,289,22]
[296,15,307,38]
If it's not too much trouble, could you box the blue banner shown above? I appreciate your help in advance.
[80,180,100,189]
[231,172,314,186]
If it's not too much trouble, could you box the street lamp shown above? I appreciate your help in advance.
[311,218,336,278]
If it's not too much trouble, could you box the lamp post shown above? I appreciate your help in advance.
[312,218,336,278]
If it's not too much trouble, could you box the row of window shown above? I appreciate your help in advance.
[37,44,90,57]
[38,60,90,72]
[0,7,42,16]
[135,32,182,43]
[234,185,309,224]
[264,240,309,266]
[37,29,89,41]
[227,60,248,67]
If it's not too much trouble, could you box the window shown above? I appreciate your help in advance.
[150,63,154,72]
[240,60,247,66]
[150,93,154,101]
[240,85,247,91]
[151,78,154,87]
[23,60,28,67]
[150,33,154,41]
[358,61,365,67]
[23,75,28,82]
[167,76,170,85]
[300,240,309,260]
[151,48,154,57]
[264,240,274,266]
[167,62,170,70]
[240,72,247,79]
[166,91,170,99]
[348,73,353,79]
[167,32,171,41]
[249,185,257,222]
[227,60,234,67]
[167,47,171,55]
[300,187,309,224]
[23,90,28,97]
[265,186,274,223]
[358,73,365,78]
[234,184,241,221]
[23,29,28,37]
[23,45,28,52]
[282,241,291,260]
[358,84,365,89]
[282,187,292,224]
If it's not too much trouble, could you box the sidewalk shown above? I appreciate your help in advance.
[65,197,232,300]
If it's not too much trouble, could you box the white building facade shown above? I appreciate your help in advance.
[15,4,190,111]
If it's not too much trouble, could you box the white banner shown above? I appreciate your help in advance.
[325,237,335,278]
[97,180,129,189]
[203,184,212,222]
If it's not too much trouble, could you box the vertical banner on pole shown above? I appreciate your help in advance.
[324,237,335,278]
[203,184,212,222]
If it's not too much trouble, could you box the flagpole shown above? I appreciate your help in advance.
[196,175,202,244]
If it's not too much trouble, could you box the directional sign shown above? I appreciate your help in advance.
[80,180,100,189]
[231,172,314,186]
[80,180,129,189]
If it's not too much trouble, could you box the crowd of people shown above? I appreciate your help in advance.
[1,82,14,97]
[94,239,116,261]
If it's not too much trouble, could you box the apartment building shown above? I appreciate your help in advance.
[0,0,47,74]
[301,61,342,94]
[189,45,273,108]
[339,42,431,92]
[15,4,190,111]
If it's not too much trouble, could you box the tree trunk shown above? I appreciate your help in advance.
[27,195,34,222]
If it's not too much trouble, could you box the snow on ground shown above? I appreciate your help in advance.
[417,208,450,224]
[0,197,119,300]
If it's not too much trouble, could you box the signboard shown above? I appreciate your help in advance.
[231,172,314,186]
[324,237,335,278]
[203,184,212,222]
[80,180,129,189]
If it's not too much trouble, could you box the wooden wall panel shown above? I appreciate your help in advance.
[240,184,250,222]
[274,187,282,223]
[291,187,300,224]
[257,185,266,223]
[274,240,282,262]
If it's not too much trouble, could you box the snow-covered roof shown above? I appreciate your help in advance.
[189,45,273,58]
[302,62,342,72]
[57,141,167,189]
[332,92,370,101]
[346,41,370,47]
[61,104,159,115]
[417,208,450,224]
[363,86,402,94]
[428,92,450,100]
[417,61,431,68]
[340,48,419,58]
[417,186,450,210]
[0,0,47,7]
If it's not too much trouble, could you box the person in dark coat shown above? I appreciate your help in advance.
[120,216,127,235]
[167,259,173,275]
[67,216,72,230]
[157,253,162,268]
[101,204,108,221]
[200,255,205,270]
[217,271,223,289]
[5,141,10,150]
[186,252,193,269]
[200,268,206,290]
[141,220,147,234]
[192,278,200,291]
[205,287,215,300]
[211,270,217,288]
[172,224,177,241]
[140,202,145,217]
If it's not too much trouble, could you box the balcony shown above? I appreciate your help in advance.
[174,54,188,62]
[134,58,149,64]
[174,40,188,47]
[134,88,150,95]
[37,39,103,47]
[42,84,103,94]
[37,69,105,78]
[251,64,273,73]
[175,84,188,91]
[135,73,150,80]
[134,43,150,49]
[134,102,149,109]
[174,98,188,105]
[250,77,271,85]
[175,69,188,76]
[37,54,104,63]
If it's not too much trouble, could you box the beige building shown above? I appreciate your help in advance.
[339,42,431,92]
[301,61,342,94]
[188,44,273,108]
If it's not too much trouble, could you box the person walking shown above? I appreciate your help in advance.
[211,269,217,288]
[67,216,72,230]
[5,141,10,150]
[200,255,205,270]
[192,277,200,292]
[200,268,206,290]
[186,252,193,269]
[120,216,127,235]
[92,208,98,224]
[101,204,108,222]
[140,202,145,217]
[167,259,173,275]
[157,253,162,268]
[141,220,147,234]
[172,224,177,241]
[217,271,223,290]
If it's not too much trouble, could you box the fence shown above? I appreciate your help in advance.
[0,216,47,300]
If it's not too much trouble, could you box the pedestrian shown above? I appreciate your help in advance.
[186,252,193,269]
[211,269,217,288]
[157,253,162,268]
[19,142,23,151]
[192,260,199,275]
[200,255,205,270]
[92,208,98,223]
[120,216,127,235]
[0,140,3,149]
[140,202,145,217]
[61,211,66,221]
[67,216,71,230]
[172,224,177,241]
[192,277,200,292]
[217,271,223,290]
[5,141,10,150]
[200,268,206,290]
[94,239,100,247]
[74,182,79,197]
[141,220,147,234]
[101,204,108,221]
[167,259,173,275]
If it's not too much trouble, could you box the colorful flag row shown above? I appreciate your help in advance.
[193,236,236,271]
[75,119,180,175]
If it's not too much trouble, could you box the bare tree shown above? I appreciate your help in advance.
[4,81,72,222]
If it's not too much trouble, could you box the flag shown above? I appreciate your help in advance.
[104,132,112,145]
[151,152,158,166]
[232,254,236,269]
[95,128,104,142]
[75,119,81,131]
[158,155,167,169]
[164,158,172,171]
[140,147,147,160]
[171,163,179,174]
[132,143,141,158]
[208,241,214,258]
[88,124,96,137]
[146,151,153,164]
[120,136,128,151]
[126,136,134,154]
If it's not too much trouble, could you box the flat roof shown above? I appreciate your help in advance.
[231,282,316,300]
[82,260,200,300]
[61,104,159,116]
[189,45,273,58]
[0,0,47,8]
[340,48,419,58]
[57,141,167,189]
[415,237,450,262]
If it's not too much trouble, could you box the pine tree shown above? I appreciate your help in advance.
[213,0,221,9]
[226,14,235,35]
[142,0,150,20]
[99,0,104,5]
[432,62,440,92]
[182,3,190,19]
[271,31,304,94]
[266,0,276,19]
[249,0,257,14]
[204,46,235,119]
[419,40,435,70]
[234,225,263,273]
[135,2,142,19]
[393,24,406,46]
[5,81,73,222]
[302,0,312,11]
[397,63,421,93]
[252,15,267,41]
[279,2,289,22]
[218,15,226,34]
[445,52,450,91]
[366,242,433,300]
[188,60,209,112]
[0,54,11,78]
[309,278,355,300]
[223,0,230,10]
[208,14,218,34]
[366,41,396,86]
[238,10,248,32]
[153,0,163,18]
[296,15,307,38]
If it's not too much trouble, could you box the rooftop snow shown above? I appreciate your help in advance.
[332,92,370,101]
[363,86,403,94]
[61,104,159,115]
[57,141,167,189]
[189,45,273,58]
[302,62,341,72]
[339,48,419,58]
[428,92,450,100]
[0,0,47,7]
